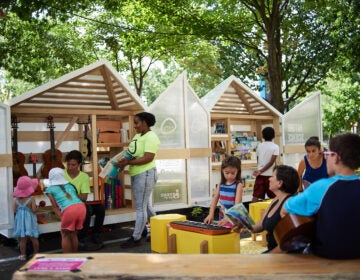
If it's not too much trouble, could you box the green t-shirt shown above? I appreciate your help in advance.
[128,131,160,176]
[65,170,90,194]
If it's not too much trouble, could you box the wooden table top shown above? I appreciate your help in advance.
[13,253,360,279]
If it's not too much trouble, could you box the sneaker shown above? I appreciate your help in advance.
[92,234,104,246]
[78,241,90,251]
[120,237,142,248]
[141,227,148,239]
[79,241,103,251]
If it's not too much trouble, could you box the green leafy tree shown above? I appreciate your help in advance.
[0,12,96,91]
[321,0,360,135]
[1,0,359,122]
[322,79,360,137]
[77,1,222,98]
[138,0,355,113]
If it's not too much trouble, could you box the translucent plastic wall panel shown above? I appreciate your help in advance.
[283,92,322,145]
[0,103,13,231]
[154,159,187,205]
[187,85,210,148]
[0,106,7,153]
[188,157,210,201]
[150,76,185,148]
[283,92,322,168]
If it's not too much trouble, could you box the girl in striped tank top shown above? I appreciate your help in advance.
[204,156,243,225]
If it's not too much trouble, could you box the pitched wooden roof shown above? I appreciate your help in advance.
[201,75,282,117]
[6,59,146,115]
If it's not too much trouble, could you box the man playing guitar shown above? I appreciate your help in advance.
[282,133,360,259]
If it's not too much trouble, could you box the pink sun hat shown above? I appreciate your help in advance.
[13,176,39,198]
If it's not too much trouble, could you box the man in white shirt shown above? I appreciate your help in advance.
[252,127,279,202]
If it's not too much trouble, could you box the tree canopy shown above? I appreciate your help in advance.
[0,0,359,134]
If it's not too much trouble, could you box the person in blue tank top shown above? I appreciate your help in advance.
[283,133,360,259]
[297,136,328,191]
[204,156,243,226]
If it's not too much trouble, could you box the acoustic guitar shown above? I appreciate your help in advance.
[274,213,316,251]
[42,116,64,178]
[11,116,28,186]
[81,121,92,159]
[30,153,42,195]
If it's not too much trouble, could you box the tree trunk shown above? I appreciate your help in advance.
[265,13,284,114]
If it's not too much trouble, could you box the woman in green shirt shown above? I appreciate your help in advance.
[116,112,160,248]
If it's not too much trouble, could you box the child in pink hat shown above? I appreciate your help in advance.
[13,176,40,260]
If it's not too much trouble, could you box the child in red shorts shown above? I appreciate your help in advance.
[45,168,86,253]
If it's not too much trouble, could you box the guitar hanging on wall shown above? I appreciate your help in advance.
[11,115,28,186]
[42,116,65,178]
[30,153,42,194]
[81,117,92,159]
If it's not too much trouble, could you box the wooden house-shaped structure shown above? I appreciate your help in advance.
[201,75,282,202]
[1,59,147,235]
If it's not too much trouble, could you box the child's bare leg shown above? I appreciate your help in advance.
[61,229,73,253]
[70,231,78,253]
[30,237,39,254]
[19,237,27,256]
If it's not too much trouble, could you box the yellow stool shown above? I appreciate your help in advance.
[249,200,273,246]
[150,214,186,253]
[168,227,240,254]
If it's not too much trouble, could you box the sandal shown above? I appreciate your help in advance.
[18,255,26,261]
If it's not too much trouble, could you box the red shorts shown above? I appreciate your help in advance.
[253,175,275,200]
[61,203,86,231]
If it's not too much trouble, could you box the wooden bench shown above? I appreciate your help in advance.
[13,253,360,279]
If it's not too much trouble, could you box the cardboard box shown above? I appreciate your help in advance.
[97,120,120,133]
[97,132,121,143]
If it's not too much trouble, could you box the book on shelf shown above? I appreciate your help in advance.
[225,203,255,230]
[243,178,255,196]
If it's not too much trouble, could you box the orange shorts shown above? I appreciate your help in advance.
[61,203,86,231]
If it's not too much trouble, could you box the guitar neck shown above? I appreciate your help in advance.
[50,127,56,160]
[13,132,18,153]
[12,124,18,153]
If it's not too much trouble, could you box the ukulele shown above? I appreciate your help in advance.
[42,116,65,178]
[11,116,28,186]
[30,153,42,194]
[274,213,316,251]
[81,121,92,159]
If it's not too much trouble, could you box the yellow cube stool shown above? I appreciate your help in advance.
[249,200,273,245]
[168,227,240,254]
[249,200,273,222]
[150,214,186,253]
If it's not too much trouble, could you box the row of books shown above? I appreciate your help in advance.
[103,178,124,209]
[212,152,227,163]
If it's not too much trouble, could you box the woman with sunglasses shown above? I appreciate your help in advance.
[115,112,160,248]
